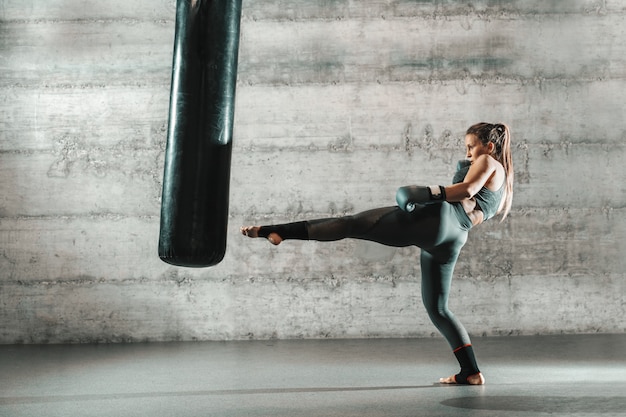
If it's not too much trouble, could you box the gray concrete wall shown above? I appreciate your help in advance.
[1,0,624,343]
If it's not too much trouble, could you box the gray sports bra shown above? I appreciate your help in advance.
[473,183,505,221]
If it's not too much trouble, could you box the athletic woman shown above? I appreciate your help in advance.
[241,122,514,385]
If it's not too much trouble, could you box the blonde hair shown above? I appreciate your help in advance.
[466,122,514,220]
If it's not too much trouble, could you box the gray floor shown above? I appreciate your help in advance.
[1,334,625,417]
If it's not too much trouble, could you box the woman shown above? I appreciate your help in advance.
[241,122,514,385]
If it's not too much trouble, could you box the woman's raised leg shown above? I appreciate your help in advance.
[242,205,444,248]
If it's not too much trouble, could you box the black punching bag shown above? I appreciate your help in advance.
[159,0,242,267]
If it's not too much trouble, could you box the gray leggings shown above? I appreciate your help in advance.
[265,202,474,349]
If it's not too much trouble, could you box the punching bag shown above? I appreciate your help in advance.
[159,0,243,267]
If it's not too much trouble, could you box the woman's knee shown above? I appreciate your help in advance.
[423,298,449,322]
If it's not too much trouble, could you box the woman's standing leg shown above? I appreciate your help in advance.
[420,244,484,385]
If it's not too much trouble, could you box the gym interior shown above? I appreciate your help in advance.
[1,1,624,416]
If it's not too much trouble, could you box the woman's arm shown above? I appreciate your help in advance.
[395,154,499,212]
[444,155,497,202]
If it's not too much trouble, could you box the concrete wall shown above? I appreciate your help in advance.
[1,0,624,343]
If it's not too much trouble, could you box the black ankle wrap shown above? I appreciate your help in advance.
[453,345,480,384]
[258,221,309,240]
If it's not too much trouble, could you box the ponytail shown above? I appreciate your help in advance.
[497,124,514,220]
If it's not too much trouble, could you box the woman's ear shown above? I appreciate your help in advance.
[487,142,496,154]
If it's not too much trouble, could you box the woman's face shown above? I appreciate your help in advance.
[465,134,493,163]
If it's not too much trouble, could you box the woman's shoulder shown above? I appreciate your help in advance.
[474,154,504,174]
[479,155,505,190]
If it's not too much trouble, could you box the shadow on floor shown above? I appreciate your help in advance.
[442,395,626,414]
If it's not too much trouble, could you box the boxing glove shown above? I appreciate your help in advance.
[396,185,447,212]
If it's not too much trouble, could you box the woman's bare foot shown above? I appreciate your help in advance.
[439,372,485,385]
[240,226,283,246]
[240,226,260,238]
